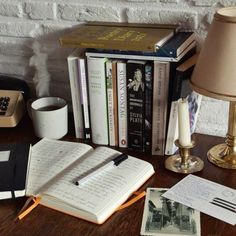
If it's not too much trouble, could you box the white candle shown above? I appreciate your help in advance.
[178,98,191,146]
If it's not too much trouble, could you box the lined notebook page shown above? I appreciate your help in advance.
[42,146,154,219]
[26,139,93,196]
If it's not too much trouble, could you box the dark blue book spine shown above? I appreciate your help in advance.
[156,32,194,57]
[144,63,153,152]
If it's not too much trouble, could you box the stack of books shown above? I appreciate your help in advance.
[61,22,200,155]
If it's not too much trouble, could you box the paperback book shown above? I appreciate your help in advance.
[144,62,154,152]
[127,60,146,151]
[105,59,119,146]
[151,61,170,156]
[87,56,109,145]
[117,60,128,148]
[67,49,87,139]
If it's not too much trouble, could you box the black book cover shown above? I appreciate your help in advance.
[0,143,31,199]
[127,60,146,151]
[167,47,197,116]
[172,64,195,101]
[144,63,153,152]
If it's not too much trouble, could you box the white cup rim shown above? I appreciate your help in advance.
[31,97,67,111]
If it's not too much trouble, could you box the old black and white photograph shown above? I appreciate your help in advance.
[141,188,200,236]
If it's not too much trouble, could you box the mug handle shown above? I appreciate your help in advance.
[26,98,36,119]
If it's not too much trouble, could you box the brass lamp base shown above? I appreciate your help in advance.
[165,140,204,174]
[207,101,236,170]
[208,143,236,169]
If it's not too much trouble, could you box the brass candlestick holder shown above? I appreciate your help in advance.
[165,140,204,174]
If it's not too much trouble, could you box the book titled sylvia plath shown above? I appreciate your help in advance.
[19,138,154,224]
[127,60,146,151]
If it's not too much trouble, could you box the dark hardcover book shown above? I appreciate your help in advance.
[144,62,153,152]
[168,47,197,105]
[127,60,146,151]
[0,142,31,200]
[172,54,198,100]
[167,46,197,115]
[156,32,195,57]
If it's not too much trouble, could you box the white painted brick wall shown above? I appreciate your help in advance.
[0,0,235,137]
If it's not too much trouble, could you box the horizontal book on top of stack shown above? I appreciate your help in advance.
[64,22,198,155]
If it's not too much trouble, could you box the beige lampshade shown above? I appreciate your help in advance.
[191,7,236,101]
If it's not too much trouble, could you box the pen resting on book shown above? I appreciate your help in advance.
[75,153,128,186]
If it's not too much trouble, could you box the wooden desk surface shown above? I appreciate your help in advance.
[0,114,235,236]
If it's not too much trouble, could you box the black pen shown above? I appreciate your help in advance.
[75,153,128,186]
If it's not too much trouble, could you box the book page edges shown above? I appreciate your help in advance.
[96,166,155,224]
[21,167,154,224]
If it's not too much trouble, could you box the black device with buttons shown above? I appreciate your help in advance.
[0,96,10,115]
[0,76,29,127]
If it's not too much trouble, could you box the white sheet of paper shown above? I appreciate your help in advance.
[163,175,236,225]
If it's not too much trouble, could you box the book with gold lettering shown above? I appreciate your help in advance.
[18,138,154,224]
[59,22,179,52]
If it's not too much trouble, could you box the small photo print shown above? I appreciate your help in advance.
[140,188,200,236]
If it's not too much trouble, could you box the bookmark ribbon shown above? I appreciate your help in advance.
[17,196,41,220]
[17,191,146,220]
[116,191,146,211]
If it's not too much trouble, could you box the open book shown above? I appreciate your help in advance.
[23,138,154,224]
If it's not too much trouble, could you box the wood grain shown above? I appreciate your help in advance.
[0,114,235,236]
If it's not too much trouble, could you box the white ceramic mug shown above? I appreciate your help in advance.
[31,97,68,139]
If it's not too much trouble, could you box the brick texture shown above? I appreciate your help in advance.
[0,2,22,17]
[25,2,55,20]
[0,0,231,136]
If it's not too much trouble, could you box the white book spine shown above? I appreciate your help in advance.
[162,63,170,154]
[152,61,170,155]
[165,101,179,155]
[87,57,109,145]
[78,58,91,140]
[67,56,84,139]
[117,61,127,148]
[106,61,116,146]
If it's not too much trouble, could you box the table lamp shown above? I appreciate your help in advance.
[190,6,236,169]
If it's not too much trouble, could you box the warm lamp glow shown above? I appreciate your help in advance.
[191,6,236,169]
